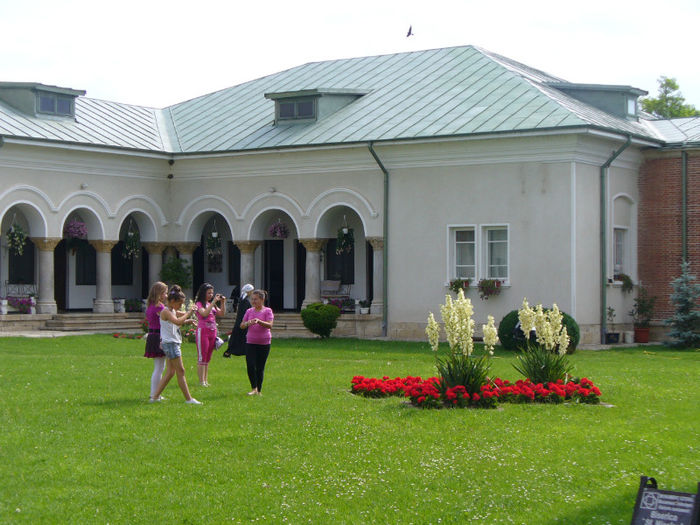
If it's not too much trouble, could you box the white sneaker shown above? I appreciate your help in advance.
[148,397,161,403]
[185,398,202,405]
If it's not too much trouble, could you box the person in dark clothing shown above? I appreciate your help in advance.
[223,284,254,358]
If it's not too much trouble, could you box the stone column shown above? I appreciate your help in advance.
[235,241,261,288]
[300,238,327,308]
[89,240,118,313]
[30,237,61,314]
[143,242,167,287]
[368,237,385,315]
[173,242,199,299]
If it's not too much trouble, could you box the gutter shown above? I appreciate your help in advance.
[682,150,688,262]
[600,135,631,343]
[367,142,388,337]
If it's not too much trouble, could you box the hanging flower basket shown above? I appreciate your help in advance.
[336,227,354,255]
[64,219,87,239]
[123,227,141,259]
[6,223,28,256]
[206,235,222,257]
[268,220,289,239]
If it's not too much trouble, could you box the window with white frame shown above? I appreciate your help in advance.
[613,227,627,275]
[484,226,508,280]
[453,228,475,280]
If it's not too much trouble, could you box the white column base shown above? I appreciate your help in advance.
[36,301,58,314]
[370,300,384,315]
[93,299,114,313]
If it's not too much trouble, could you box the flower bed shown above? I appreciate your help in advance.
[112,333,143,339]
[350,375,601,408]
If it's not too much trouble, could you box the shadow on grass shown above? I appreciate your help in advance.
[542,490,635,525]
[81,397,148,408]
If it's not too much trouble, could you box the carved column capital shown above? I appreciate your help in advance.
[142,242,168,255]
[30,237,62,251]
[367,237,385,250]
[89,240,118,253]
[174,242,199,256]
[235,240,261,254]
[299,238,328,252]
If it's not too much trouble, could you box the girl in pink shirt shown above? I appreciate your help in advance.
[241,289,274,395]
[194,283,226,387]
[144,281,167,400]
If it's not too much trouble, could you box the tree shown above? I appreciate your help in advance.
[641,77,700,118]
[664,261,700,348]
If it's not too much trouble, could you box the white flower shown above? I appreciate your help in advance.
[426,312,441,352]
[482,315,499,355]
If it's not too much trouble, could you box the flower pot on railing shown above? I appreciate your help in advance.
[0,299,8,315]
[113,298,126,313]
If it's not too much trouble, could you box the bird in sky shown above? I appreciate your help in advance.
[406,25,414,37]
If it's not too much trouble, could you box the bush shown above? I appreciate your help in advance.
[512,343,574,384]
[498,309,580,353]
[301,303,341,338]
[664,261,700,348]
[159,257,192,289]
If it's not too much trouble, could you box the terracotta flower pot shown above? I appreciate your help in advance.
[634,326,650,343]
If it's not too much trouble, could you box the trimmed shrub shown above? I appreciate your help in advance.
[498,309,580,354]
[301,303,341,338]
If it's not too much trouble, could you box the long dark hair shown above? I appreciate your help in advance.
[195,282,213,305]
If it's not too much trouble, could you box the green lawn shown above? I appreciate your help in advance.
[0,336,698,524]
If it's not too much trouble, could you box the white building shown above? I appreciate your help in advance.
[0,45,694,341]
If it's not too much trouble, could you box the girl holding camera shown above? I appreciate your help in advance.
[194,283,226,387]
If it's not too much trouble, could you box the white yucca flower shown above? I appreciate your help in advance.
[425,312,441,352]
[482,315,499,355]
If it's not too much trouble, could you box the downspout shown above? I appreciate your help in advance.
[682,150,688,262]
[600,135,631,343]
[368,142,388,337]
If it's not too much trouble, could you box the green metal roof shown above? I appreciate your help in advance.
[0,46,691,154]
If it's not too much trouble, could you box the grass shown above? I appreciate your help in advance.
[0,336,698,524]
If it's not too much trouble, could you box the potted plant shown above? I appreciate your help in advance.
[359,299,371,314]
[336,227,354,255]
[629,286,657,343]
[605,306,620,344]
[64,219,88,254]
[268,219,289,239]
[477,278,502,300]
[613,272,634,294]
[206,232,222,258]
[6,223,28,256]
[123,222,141,259]
[449,278,470,294]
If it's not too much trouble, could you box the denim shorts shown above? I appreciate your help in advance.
[162,342,182,359]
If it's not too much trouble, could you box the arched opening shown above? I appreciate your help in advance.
[58,209,102,310]
[316,205,370,306]
[250,210,300,311]
[1,207,37,299]
[190,213,235,298]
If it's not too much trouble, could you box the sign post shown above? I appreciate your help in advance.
[631,476,699,525]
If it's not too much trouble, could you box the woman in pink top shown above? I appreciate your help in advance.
[194,283,226,387]
[241,289,274,395]
[144,281,167,400]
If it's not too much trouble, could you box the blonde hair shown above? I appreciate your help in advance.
[147,281,167,306]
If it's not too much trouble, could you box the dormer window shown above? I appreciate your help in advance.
[627,97,637,117]
[265,88,368,125]
[37,92,75,116]
[278,98,316,121]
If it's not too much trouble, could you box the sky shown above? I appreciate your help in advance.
[1,0,698,110]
